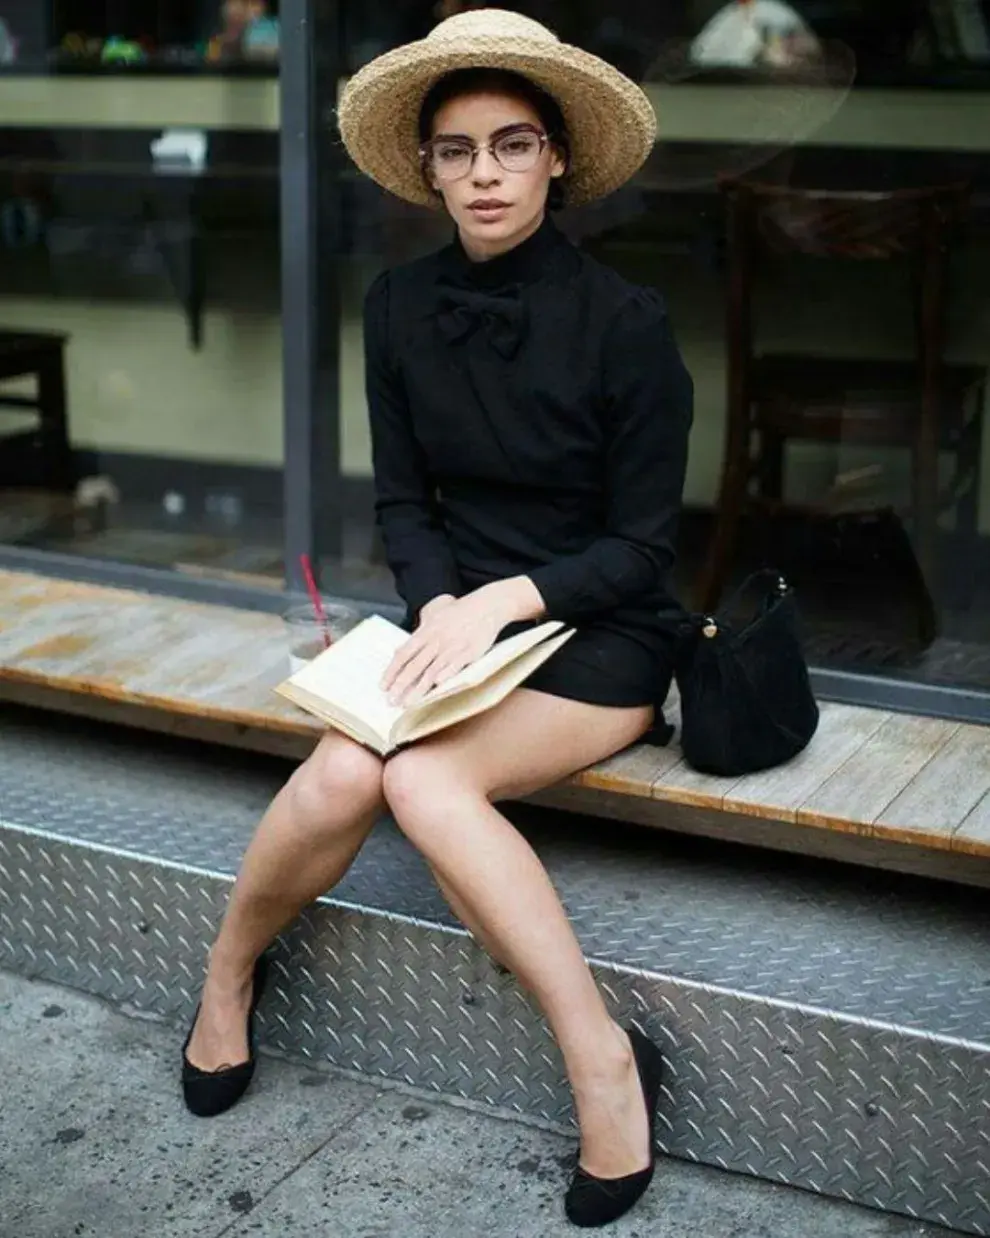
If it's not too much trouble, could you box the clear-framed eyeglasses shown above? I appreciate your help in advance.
[420,124,551,183]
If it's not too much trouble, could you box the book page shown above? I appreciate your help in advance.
[272,683,389,756]
[395,629,575,746]
[275,614,407,746]
[274,614,572,752]
[419,620,566,705]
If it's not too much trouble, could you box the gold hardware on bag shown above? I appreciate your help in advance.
[702,620,718,639]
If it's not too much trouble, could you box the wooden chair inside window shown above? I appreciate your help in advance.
[0,329,74,492]
[695,179,986,638]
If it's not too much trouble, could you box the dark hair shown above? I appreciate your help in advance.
[418,67,571,210]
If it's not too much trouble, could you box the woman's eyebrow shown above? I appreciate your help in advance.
[430,122,537,143]
[489,122,539,139]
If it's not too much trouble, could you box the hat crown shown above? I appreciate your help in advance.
[427,9,560,47]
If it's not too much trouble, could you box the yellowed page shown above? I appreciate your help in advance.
[395,629,575,746]
[273,680,389,756]
[273,614,407,748]
[273,614,573,752]
[419,620,566,705]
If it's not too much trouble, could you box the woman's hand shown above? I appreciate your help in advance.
[418,593,458,625]
[382,577,546,706]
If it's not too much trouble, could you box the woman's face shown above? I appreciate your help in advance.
[426,90,565,259]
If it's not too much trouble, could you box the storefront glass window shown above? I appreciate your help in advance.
[0,2,284,587]
[320,1,990,701]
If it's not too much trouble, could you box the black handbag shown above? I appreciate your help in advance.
[673,569,820,777]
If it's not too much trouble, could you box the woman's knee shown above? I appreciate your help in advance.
[286,735,384,832]
[382,747,481,839]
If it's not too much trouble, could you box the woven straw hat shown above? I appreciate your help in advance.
[337,10,657,208]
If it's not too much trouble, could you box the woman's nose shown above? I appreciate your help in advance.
[471,145,501,184]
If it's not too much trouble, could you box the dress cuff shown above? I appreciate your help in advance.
[406,559,463,618]
[526,561,582,622]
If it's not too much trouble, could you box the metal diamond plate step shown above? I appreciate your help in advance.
[2,704,988,1235]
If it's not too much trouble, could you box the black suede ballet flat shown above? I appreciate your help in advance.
[564,1026,664,1228]
[181,953,270,1118]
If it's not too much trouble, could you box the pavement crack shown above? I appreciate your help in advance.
[208,1090,386,1237]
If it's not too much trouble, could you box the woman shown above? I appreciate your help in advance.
[182,10,693,1228]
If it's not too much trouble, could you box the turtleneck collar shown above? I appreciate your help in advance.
[442,213,571,290]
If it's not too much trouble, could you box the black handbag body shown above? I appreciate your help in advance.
[674,569,820,777]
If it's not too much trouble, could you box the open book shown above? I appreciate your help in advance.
[274,614,574,756]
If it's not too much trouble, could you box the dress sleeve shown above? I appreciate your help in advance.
[526,289,693,621]
[364,271,463,618]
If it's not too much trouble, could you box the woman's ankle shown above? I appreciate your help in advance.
[565,1019,634,1090]
[203,946,258,999]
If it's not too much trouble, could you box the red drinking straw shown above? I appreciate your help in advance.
[300,553,332,648]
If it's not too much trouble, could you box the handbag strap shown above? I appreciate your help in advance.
[720,568,789,614]
[699,568,790,637]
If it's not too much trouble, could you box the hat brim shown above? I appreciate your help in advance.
[338,35,657,209]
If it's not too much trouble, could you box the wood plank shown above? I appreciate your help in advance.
[797,713,960,847]
[721,703,891,827]
[0,570,317,737]
[9,589,277,693]
[0,586,113,661]
[16,601,212,686]
[1,678,317,763]
[953,792,990,855]
[2,660,318,739]
[0,573,314,729]
[573,739,682,798]
[875,724,990,846]
[527,784,990,890]
[651,759,736,811]
[172,562,282,590]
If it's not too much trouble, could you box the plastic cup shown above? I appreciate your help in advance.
[283,601,361,675]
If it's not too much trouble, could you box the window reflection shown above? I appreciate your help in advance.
[326,1,990,695]
[0,2,280,73]
[0,4,284,586]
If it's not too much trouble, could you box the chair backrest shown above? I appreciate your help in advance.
[723,179,968,263]
[720,177,970,412]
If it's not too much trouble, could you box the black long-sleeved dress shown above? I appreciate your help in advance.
[364,214,693,726]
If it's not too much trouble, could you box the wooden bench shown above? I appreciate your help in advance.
[1,567,988,889]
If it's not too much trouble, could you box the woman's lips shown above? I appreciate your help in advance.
[468,200,510,220]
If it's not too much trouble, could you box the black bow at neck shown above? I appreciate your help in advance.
[435,283,527,360]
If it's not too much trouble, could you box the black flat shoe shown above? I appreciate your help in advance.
[564,1026,664,1228]
[181,953,270,1118]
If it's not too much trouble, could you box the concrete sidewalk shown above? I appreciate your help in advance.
[1,969,954,1238]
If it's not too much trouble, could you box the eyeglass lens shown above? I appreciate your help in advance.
[427,130,545,181]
